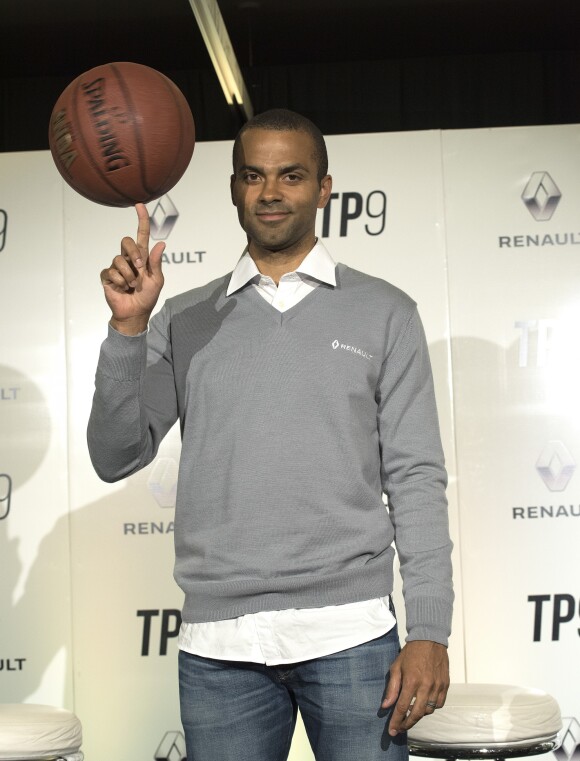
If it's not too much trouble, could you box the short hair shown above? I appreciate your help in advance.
[232,108,329,183]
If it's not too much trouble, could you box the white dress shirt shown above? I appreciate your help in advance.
[178,241,396,665]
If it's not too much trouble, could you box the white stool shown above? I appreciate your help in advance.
[0,704,83,761]
[408,684,562,760]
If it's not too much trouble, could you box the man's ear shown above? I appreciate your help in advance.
[317,175,333,209]
[230,174,236,205]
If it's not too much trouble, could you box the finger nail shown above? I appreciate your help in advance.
[135,257,143,267]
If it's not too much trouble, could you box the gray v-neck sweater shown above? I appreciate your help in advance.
[88,263,453,644]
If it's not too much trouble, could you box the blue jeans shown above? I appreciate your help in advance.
[178,626,408,761]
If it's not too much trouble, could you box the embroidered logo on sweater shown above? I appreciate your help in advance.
[332,340,373,360]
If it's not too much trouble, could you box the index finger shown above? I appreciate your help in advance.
[389,689,415,735]
[135,203,151,253]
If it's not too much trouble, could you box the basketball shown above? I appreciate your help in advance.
[48,62,195,207]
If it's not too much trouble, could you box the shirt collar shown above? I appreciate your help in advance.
[226,240,336,296]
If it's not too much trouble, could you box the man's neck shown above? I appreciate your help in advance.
[249,240,316,285]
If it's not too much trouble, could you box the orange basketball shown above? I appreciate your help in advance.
[48,62,195,207]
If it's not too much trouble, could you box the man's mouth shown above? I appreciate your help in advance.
[257,213,288,222]
[256,208,290,222]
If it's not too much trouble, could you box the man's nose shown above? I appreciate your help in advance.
[259,176,281,202]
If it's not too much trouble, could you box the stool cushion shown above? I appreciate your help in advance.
[0,704,82,760]
[407,684,562,746]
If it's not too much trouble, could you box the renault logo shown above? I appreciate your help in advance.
[536,441,575,492]
[147,457,178,508]
[154,731,187,761]
[554,717,580,761]
[148,194,179,240]
[521,172,561,221]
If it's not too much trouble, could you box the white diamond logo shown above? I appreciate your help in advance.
[155,731,187,761]
[536,441,575,492]
[522,172,561,221]
[147,457,178,508]
[149,194,179,240]
[554,717,580,761]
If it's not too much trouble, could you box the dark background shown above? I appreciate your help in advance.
[1,0,579,151]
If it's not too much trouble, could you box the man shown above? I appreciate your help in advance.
[88,109,453,761]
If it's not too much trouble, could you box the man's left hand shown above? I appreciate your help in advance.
[381,640,450,736]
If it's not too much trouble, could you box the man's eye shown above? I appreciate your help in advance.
[244,173,260,182]
[285,174,302,182]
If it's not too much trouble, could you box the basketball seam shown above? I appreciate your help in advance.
[153,70,190,191]
[111,65,191,200]
[110,62,152,198]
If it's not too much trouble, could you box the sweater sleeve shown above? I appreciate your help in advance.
[376,306,454,645]
[87,308,178,483]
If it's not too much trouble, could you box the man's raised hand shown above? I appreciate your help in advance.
[100,203,166,335]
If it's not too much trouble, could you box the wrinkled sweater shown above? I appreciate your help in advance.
[88,263,454,644]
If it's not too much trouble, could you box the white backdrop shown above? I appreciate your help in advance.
[1,124,578,761]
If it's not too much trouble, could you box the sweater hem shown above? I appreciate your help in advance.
[179,562,394,624]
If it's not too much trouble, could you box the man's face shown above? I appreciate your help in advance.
[231,128,332,258]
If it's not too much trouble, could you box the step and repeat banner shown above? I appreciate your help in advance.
[441,125,580,761]
[1,124,578,761]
